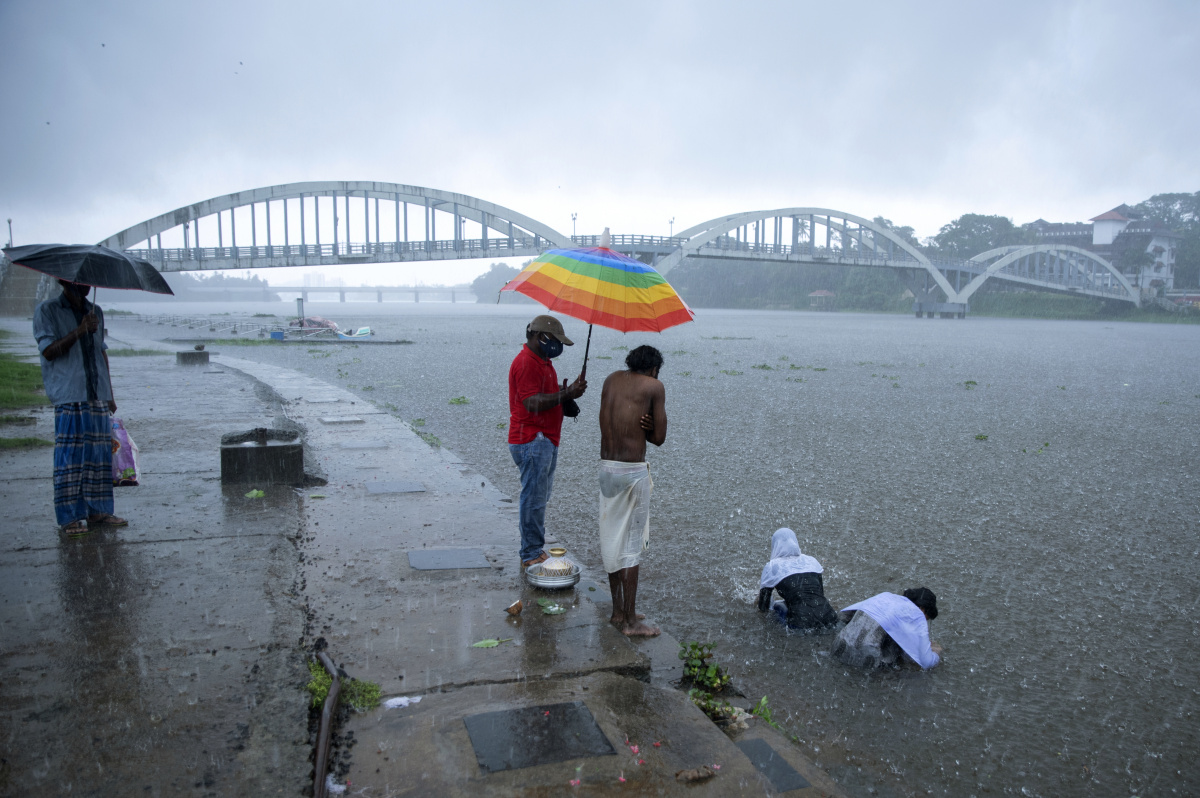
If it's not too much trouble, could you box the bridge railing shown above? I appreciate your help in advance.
[127,236,547,264]
[694,237,929,265]
[571,234,689,249]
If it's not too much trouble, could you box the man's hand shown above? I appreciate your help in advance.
[564,375,587,400]
[108,399,117,413]
[77,311,99,336]
[639,413,654,433]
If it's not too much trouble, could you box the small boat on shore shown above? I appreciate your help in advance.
[336,326,373,340]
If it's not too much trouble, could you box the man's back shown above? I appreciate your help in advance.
[599,369,666,462]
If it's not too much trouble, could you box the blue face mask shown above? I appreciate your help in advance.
[538,333,564,359]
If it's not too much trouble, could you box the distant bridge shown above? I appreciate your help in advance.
[100,181,1140,313]
[185,284,477,302]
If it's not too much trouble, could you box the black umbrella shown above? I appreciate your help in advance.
[2,244,174,295]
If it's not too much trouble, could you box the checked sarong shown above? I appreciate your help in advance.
[53,401,113,526]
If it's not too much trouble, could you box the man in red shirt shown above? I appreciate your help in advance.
[509,315,587,568]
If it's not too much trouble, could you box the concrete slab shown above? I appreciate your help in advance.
[0,325,311,797]
[737,737,812,792]
[464,701,616,772]
[339,440,388,450]
[345,671,837,796]
[319,416,365,424]
[365,479,425,494]
[408,548,492,570]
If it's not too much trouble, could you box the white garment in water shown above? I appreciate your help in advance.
[835,592,939,669]
[598,460,652,573]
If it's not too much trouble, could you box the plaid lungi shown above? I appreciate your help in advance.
[53,401,114,526]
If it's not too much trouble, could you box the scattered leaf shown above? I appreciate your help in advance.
[244,489,265,498]
[471,637,512,648]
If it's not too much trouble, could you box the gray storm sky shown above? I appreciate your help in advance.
[2,0,1198,284]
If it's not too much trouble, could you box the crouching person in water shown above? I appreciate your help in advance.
[756,528,838,632]
[831,588,942,670]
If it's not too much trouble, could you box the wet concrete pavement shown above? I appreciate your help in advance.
[0,318,843,797]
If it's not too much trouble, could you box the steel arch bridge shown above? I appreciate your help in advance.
[103,185,1141,310]
[101,181,573,271]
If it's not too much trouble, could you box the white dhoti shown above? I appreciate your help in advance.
[598,460,653,574]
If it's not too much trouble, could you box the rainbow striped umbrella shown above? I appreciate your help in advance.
[501,245,694,373]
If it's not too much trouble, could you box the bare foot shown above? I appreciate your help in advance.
[621,621,660,637]
[610,614,626,627]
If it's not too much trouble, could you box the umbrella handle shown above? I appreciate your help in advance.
[580,324,592,380]
[96,286,115,412]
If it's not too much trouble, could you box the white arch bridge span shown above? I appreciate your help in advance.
[103,181,1140,315]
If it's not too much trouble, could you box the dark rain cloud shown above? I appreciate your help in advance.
[1,0,1197,248]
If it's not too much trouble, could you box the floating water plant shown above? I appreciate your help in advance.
[751,364,773,370]
[964,381,978,390]
[448,396,470,405]
[974,434,988,441]
[719,370,743,376]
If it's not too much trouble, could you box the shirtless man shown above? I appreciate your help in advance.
[598,345,667,636]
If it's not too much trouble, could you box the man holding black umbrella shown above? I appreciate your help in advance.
[33,280,126,535]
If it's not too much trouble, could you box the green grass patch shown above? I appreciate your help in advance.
[106,348,169,357]
[305,661,382,711]
[0,436,52,449]
[204,338,278,346]
[0,414,36,425]
[0,352,48,410]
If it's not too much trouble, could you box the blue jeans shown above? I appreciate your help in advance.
[509,433,558,562]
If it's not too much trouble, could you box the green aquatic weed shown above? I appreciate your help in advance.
[750,696,783,730]
[449,396,470,405]
[679,641,732,691]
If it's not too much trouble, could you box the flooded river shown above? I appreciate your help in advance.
[116,302,1200,797]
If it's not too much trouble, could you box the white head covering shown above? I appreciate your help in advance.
[840,592,940,669]
[759,527,824,589]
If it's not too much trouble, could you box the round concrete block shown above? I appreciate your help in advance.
[220,428,304,484]
[177,350,210,366]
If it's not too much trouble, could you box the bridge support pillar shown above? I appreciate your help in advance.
[451,290,456,303]
[913,301,967,319]
[377,290,383,303]
[414,290,419,303]
[339,291,346,302]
